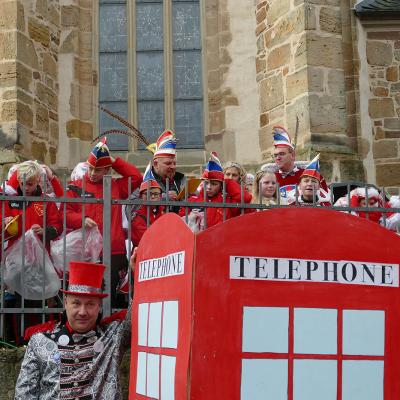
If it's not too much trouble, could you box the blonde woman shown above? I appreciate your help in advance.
[252,170,278,208]
[223,161,246,184]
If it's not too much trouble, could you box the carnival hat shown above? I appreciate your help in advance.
[202,152,224,181]
[61,261,108,298]
[149,130,178,159]
[4,215,19,240]
[140,162,161,194]
[272,126,295,150]
[87,138,112,168]
[300,154,322,182]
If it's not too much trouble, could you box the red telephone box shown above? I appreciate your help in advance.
[130,208,400,400]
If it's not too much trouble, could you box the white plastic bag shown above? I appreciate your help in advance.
[50,226,103,274]
[4,230,61,300]
[182,210,205,233]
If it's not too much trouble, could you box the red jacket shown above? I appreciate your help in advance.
[66,158,142,255]
[276,167,329,192]
[1,187,62,249]
[179,179,248,228]
[131,205,164,247]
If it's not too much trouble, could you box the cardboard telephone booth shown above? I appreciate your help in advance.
[130,209,400,400]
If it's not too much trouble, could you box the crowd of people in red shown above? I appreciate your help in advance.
[0,126,398,327]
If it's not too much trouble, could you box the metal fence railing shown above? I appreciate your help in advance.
[0,175,399,344]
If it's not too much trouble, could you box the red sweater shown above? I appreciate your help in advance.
[179,179,249,228]
[1,188,62,249]
[276,167,329,192]
[131,205,164,247]
[66,158,142,255]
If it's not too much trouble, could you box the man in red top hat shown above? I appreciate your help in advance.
[66,138,142,308]
[15,259,134,400]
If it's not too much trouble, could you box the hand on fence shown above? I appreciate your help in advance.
[168,191,178,201]
[130,247,137,272]
[84,217,97,228]
[4,216,14,225]
[31,224,43,235]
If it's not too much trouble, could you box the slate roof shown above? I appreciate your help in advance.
[355,0,400,18]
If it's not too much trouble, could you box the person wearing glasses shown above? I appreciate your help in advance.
[130,163,164,247]
[268,126,329,194]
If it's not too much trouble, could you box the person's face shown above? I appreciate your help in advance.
[205,180,222,198]
[64,294,101,333]
[141,188,162,201]
[299,176,320,200]
[359,198,378,207]
[224,167,240,182]
[18,175,40,195]
[273,147,295,172]
[153,157,176,180]
[260,173,277,199]
[88,165,111,183]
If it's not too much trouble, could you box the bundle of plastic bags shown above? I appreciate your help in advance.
[50,226,103,274]
[4,230,61,300]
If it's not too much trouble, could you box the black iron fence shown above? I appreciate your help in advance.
[0,175,399,344]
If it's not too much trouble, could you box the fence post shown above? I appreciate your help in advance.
[103,175,112,316]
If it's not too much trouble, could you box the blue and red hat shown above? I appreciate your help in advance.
[272,126,295,150]
[150,130,177,159]
[301,154,322,182]
[87,138,112,168]
[140,162,161,194]
[61,261,108,298]
[202,152,224,181]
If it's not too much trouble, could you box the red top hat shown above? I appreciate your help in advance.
[61,261,108,298]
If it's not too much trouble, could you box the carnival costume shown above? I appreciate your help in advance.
[15,262,131,400]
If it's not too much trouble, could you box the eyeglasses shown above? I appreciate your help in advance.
[148,191,161,198]
[272,152,288,159]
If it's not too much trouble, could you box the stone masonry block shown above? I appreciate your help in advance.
[376,163,400,186]
[367,41,393,67]
[31,140,47,162]
[267,44,291,71]
[267,0,290,26]
[319,7,341,34]
[307,32,343,69]
[373,139,398,158]
[0,1,24,31]
[286,67,308,100]
[386,66,398,82]
[66,119,93,141]
[61,5,79,28]
[369,98,395,118]
[309,94,346,133]
[328,69,345,97]
[28,18,50,47]
[17,32,39,69]
[260,74,284,112]
[43,54,57,79]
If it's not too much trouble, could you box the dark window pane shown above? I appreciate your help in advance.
[98,101,129,150]
[173,50,202,99]
[137,100,165,144]
[99,4,127,52]
[172,1,201,50]
[99,53,128,101]
[174,99,203,147]
[136,3,164,51]
[136,52,164,100]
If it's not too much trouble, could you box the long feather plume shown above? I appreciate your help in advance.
[96,106,150,147]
